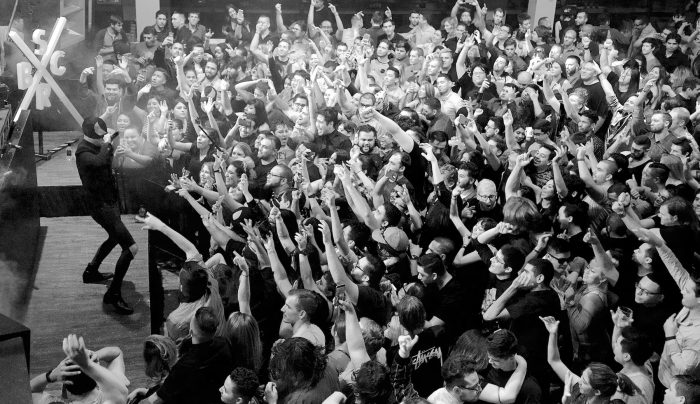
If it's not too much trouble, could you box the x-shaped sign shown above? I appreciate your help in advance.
[9,17,83,126]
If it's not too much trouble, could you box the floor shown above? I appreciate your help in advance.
[35,131,82,187]
[23,216,156,390]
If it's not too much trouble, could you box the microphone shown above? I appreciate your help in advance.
[109,131,120,142]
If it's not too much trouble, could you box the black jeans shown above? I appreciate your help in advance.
[89,203,136,295]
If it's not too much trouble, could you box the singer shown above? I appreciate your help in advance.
[75,117,137,315]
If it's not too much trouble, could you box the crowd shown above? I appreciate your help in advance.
[25,0,700,403]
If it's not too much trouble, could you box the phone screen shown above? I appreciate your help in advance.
[335,284,346,305]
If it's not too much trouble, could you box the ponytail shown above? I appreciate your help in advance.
[616,372,641,397]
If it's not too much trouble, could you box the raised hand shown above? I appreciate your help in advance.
[119,55,129,70]
[582,228,600,245]
[264,382,278,404]
[233,251,249,274]
[502,110,513,127]
[295,232,308,250]
[168,173,182,190]
[212,195,225,214]
[158,100,169,115]
[398,334,419,358]
[263,235,277,253]
[238,173,250,194]
[318,220,333,245]
[48,357,82,383]
[516,153,533,167]
[269,206,281,221]
[201,97,215,114]
[62,334,90,369]
[539,316,560,334]
[419,143,437,162]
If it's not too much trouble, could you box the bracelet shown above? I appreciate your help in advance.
[45,371,54,383]
[214,170,221,174]
[533,248,542,255]
[665,336,676,341]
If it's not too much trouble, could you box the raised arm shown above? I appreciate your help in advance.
[329,3,344,41]
[505,154,530,200]
[371,109,415,152]
[479,354,528,404]
[233,253,252,315]
[502,110,519,152]
[62,335,128,404]
[319,220,360,305]
[540,316,575,384]
[262,235,292,298]
[340,300,371,368]
[275,3,287,32]
[139,213,200,261]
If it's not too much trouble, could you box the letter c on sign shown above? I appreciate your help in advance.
[50,51,66,76]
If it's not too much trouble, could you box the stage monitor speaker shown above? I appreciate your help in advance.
[0,337,31,403]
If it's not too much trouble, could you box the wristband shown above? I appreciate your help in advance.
[665,336,676,341]
[45,371,54,383]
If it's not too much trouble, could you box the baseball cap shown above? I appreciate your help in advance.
[82,117,107,139]
[372,227,409,253]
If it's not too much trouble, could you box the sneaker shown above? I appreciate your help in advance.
[82,269,114,283]
[103,293,134,315]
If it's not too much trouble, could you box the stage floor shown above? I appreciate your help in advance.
[10,215,178,391]
[35,131,82,187]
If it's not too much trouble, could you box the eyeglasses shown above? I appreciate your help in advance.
[635,282,660,296]
[546,252,571,265]
[293,102,307,108]
[477,194,497,201]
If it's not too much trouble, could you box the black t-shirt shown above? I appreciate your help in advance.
[158,337,233,404]
[357,285,393,326]
[506,289,560,366]
[424,277,479,342]
[573,81,608,118]
[566,231,594,262]
[457,72,499,102]
[653,220,697,276]
[388,329,444,398]
[404,141,428,210]
[631,300,674,354]
[673,94,695,113]
[483,366,542,404]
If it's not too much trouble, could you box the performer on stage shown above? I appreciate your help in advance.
[75,117,138,315]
